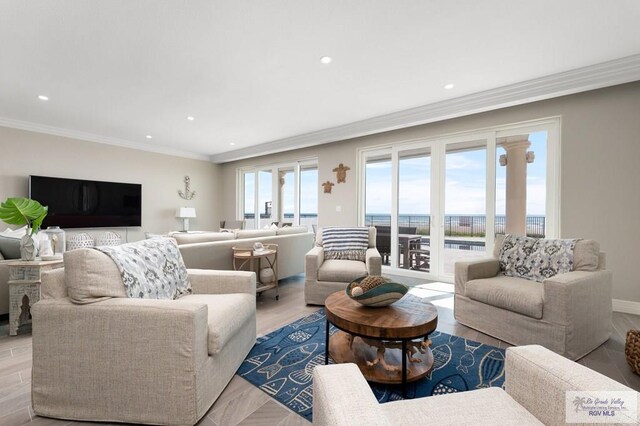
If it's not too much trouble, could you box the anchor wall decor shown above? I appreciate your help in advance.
[178,176,196,200]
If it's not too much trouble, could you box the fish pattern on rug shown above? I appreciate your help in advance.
[237,309,506,422]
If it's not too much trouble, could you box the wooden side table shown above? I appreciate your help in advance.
[232,244,279,300]
[7,259,64,336]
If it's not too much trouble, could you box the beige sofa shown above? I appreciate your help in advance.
[174,227,315,280]
[304,227,381,305]
[313,345,639,425]
[455,236,612,360]
[32,250,257,425]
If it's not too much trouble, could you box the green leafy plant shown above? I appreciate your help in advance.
[0,197,48,236]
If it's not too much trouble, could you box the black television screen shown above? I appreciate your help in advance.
[29,175,142,228]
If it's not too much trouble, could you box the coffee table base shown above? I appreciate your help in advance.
[328,330,434,386]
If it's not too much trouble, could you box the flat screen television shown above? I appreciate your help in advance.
[29,175,142,228]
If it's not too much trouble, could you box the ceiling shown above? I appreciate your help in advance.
[1,1,640,163]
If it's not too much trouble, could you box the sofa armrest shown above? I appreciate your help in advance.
[542,270,612,325]
[305,246,324,281]
[365,247,382,276]
[32,298,209,421]
[454,258,500,296]
[505,345,638,425]
[313,363,388,426]
[188,269,256,296]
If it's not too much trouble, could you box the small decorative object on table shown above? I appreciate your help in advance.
[347,275,408,307]
[42,226,66,260]
[95,231,122,247]
[67,232,95,250]
[625,329,640,375]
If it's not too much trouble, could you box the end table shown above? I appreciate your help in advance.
[232,244,279,300]
[7,259,64,336]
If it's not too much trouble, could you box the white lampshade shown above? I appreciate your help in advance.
[176,207,196,218]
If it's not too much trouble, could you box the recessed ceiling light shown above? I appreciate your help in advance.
[145,135,153,139]
[229,142,236,146]
[444,83,455,90]
[186,116,195,121]
[38,95,49,101]
[320,56,332,64]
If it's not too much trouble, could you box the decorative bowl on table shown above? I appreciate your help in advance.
[346,275,408,307]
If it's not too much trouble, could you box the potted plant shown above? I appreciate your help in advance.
[0,197,48,261]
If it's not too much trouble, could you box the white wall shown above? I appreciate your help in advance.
[0,127,221,241]
[219,81,640,305]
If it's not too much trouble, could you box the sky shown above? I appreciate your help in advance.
[365,131,547,215]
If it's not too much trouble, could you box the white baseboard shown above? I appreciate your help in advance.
[612,299,640,315]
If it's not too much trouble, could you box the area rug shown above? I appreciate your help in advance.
[237,309,506,422]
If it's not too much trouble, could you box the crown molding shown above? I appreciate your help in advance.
[0,117,211,161]
[210,54,640,163]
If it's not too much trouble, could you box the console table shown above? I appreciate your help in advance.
[7,259,64,336]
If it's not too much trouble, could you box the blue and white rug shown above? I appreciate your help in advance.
[237,309,506,422]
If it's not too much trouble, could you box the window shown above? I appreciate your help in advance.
[238,159,318,230]
[358,118,559,281]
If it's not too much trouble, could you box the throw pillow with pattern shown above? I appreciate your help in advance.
[498,234,578,282]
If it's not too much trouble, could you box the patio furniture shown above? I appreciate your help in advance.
[304,227,381,305]
[313,345,639,425]
[409,248,430,271]
[374,225,391,264]
[454,235,612,360]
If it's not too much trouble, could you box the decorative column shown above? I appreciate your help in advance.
[498,136,534,236]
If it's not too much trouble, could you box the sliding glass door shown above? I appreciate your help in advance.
[359,117,559,281]
[442,139,489,274]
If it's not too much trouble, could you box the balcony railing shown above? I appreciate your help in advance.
[244,213,545,238]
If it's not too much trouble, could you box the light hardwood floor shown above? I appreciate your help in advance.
[0,274,638,425]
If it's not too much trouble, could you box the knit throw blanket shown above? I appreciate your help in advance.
[95,238,191,299]
[322,227,369,262]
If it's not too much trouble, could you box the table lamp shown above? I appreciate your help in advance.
[176,207,196,232]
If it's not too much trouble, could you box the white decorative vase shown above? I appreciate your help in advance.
[259,267,274,284]
[19,230,38,261]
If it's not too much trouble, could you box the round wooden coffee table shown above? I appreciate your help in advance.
[324,290,438,397]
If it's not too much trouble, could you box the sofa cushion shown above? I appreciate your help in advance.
[466,275,544,319]
[276,226,309,235]
[381,387,541,425]
[170,232,235,245]
[573,239,600,271]
[318,259,368,283]
[236,229,277,239]
[180,293,255,355]
[64,249,127,304]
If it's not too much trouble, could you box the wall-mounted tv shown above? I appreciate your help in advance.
[29,175,142,229]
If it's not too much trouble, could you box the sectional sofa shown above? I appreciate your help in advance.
[173,226,315,280]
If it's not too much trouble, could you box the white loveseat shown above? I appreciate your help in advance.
[313,345,639,425]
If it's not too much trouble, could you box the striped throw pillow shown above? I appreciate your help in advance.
[322,227,369,261]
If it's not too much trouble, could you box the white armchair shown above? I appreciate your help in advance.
[32,248,257,425]
[304,227,381,305]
